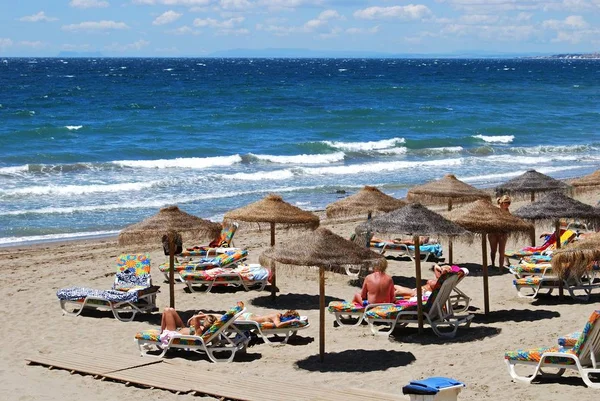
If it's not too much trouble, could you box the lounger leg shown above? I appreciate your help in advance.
[505,359,538,384]
[581,369,600,389]
[333,312,364,327]
[60,300,85,317]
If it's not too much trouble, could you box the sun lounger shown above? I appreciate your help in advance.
[364,270,473,338]
[232,315,310,346]
[504,310,600,388]
[369,237,443,262]
[57,254,159,322]
[158,249,248,281]
[505,230,576,259]
[180,263,271,293]
[134,301,248,362]
[513,265,600,301]
[178,223,239,258]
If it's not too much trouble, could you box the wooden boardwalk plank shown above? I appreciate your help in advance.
[26,351,402,401]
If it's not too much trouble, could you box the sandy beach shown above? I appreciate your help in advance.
[1,190,599,401]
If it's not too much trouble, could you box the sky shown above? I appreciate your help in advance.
[0,0,599,57]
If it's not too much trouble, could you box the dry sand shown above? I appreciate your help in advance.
[1,191,599,401]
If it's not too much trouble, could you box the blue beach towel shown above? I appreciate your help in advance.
[402,377,465,395]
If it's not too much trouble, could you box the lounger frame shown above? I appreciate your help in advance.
[232,318,310,346]
[181,270,268,293]
[60,290,159,322]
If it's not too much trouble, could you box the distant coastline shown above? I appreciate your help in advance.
[531,53,600,60]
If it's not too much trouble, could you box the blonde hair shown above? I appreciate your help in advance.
[497,195,511,205]
[374,263,387,273]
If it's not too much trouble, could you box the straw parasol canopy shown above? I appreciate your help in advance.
[407,174,491,208]
[118,205,222,308]
[260,227,387,274]
[118,205,222,246]
[224,193,320,298]
[551,233,600,280]
[355,202,470,331]
[512,192,600,228]
[570,169,600,194]
[224,194,319,234]
[407,174,490,263]
[495,170,570,201]
[260,227,387,362]
[325,186,407,219]
[444,199,534,314]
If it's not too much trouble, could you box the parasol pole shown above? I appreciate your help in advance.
[530,220,536,247]
[482,233,490,314]
[414,234,424,333]
[555,219,564,300]
[448,199,454,264]
[168,231,176,308]
[270,222,277,300]
[319,265,325,362]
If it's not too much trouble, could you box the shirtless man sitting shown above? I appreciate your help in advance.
[352,264,396,305]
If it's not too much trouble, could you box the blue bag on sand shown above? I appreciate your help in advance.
[402,377,465,395]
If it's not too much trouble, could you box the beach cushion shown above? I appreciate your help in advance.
[513,276,559,287]
[510,263,552,275]
[117,254,151,275]
[135,329,203,346]
[236,317,310,331]
[57,287,143,303]
[179,264,270,283]
[558,332,581,347]
[201,301,245,342]
[328,301,364,313]
[159,249,248,272]
[504,347,577,365]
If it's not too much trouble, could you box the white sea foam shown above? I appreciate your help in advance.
[322,137,405,151]
[224,170,295,181]
[251,152,345,164]
[413,146,464,155]
[1,180,161,196]
[376,147,408,155]
[484,155,579,164]
[461,165,587,184]
[112,155,242,169]
[0,165,29,175]
[473,135,514,143]
[300,158,463,176]
[510,145,592,154]
[65,125,83,130]
[0,230,120,246]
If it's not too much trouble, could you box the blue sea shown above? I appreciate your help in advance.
[0,57,598,246]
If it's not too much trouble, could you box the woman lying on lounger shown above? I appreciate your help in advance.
[159,307,218,344]
[195,309,301,328]
[393,264,459,297]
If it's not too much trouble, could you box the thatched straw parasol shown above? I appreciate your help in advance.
[513,192,600,298]
[224,194,320,298]
[118,205,222,246]
[355,203,469,332]
[495,170,571,246]
[325,186,407,219]
[407,174,491,263]
[445,199,534,314]
[495,170,570,201]
[551,233,600,280]
[118,205,222,307]
[260,227,386,362]
[570,169,600,194]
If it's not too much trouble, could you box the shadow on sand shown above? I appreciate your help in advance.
[387,325,501,344]
[296,349,416,372]
[458,262,510,277]
[472,308,560,324]
[250,292,344,311]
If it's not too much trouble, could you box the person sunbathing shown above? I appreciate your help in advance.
[394,264,458,297]
[352,263,396,305]
[159,307,217,345]
[200,309,301,328]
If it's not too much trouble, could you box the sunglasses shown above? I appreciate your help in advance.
[502,202,511,205]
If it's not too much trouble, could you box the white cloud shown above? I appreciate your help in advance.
[153,10,182,25]
[166,25,201,35]
[193,16,244,29]
[345,26,380,35]
[220,0,254,10]
[62,20,130,32]
[542,15,589,29]
[61,43,93,51]
[459,14,499,25]
[19,11,58,22]
[19,41,44,48]
[318,10,343,20]
[441,23,537,41]
[69,0,110,8]
[104,40,150,52]
[0,38,13,49]
[354,5,432,21]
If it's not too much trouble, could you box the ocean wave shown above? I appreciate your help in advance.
[223,170,296,181]
[461,165,587,184]
[249,152,345,164]
[0,165,29,176]
[472,135,514,143]
[509,144,594,154]
[0,180,161,197]
[300,158,463,176]
[484,154,580,164]
[321,137,405,151]
[65,125,83,130]
[112,155,242,169]
[0,230,119,246]
[411,146,463,156]
[375,147,408,155]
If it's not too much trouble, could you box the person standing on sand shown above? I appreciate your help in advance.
[352,264,396,305]
[488,194,511,267]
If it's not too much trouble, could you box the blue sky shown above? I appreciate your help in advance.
[1,1,599,57]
